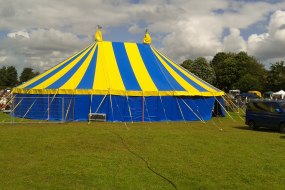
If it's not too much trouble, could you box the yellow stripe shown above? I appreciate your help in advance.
[13,41,224,97]
[124,43,157,93]
[32,45,94,89]
[93,42,125,92]
[61,45,97,89]
[151,48,202,96]
[153,47,222,94]
[17,44,94,89]
[12,88,224,96]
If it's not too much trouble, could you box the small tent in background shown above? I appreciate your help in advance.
[240,93,260,99]
[12,29,225,122]
[263,91,273,99]
[272,90,285,99]
[248,91,262,98]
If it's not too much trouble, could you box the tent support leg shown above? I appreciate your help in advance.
[142,95,144,122]
[181,98,205,123]
[144,96,152,123]
[176,97,186,123]
[159,95,168,122]
[88,94,93,124]
[110,94,114,121]
[20,97,38,122]
[126,94,133,123]
[65,94,74,121]
[48,94,50,121]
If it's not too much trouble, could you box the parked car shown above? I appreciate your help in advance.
[245,100,285,132]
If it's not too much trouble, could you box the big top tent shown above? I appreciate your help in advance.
[12,30,225,122]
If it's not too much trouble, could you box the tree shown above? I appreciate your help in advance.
[181,59,193,70]
[210,52,236,90]
[211,52,232,69]
[181,57,216,84]
[266,61,285,91]
[235,52,266,82]
[234,74,263,92]
[19,68,39,84]
[210,51,266,92]
[0,66,7,88]
[6,66,18,87]
[215,57,239,91]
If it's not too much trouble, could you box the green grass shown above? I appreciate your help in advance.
[0,113,284,190]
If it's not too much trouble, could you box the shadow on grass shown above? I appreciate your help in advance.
[280,136,285,139]
[234,126,279,134]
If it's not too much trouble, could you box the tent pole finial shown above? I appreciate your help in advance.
[143,29,152,44]
[95,25,103,42]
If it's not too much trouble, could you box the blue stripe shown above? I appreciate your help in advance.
[112,42,141,91]
[25,45,92,89]
[138,44,185,91]
[153,49,208,92]
[187,72,221,92]
[77,46,98,89]
[47,44,95,89]
[153,48,221,92]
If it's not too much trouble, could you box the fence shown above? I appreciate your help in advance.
[0,96,74,124]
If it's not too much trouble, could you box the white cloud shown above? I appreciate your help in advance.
[128,24,142,34]
[223,28,246,52]
[0,56,7,62]
[0,28,89,72]
[7,30,30,39]
[248,10,285,60]
[1,0,285,73]
[162,16,223,62]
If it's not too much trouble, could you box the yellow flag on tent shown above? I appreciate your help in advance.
[95,26,103,42]
[143,30,152,44]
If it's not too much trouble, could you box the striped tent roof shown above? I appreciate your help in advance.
[13,41,224,96]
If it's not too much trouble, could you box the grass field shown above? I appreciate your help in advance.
[0,112,284,190]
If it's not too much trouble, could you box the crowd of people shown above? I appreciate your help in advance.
[0,89,12,111]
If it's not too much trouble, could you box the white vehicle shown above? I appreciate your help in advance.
[229,89,240,99]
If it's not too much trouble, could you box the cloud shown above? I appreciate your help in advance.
[223,28,246,52]
[128,24,142,34]
[162,16,223,62]
[0,2,15,18]
[7,30,30,39]
[1,0,285,73]
[248,10,285,60]
[0,28,89,72]
[0,56,7,62]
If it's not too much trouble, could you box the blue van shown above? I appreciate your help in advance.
[245,100,285,132]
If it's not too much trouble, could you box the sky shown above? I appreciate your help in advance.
[1,0,285,73]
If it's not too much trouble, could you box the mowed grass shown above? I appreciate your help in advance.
[0,113,284,190]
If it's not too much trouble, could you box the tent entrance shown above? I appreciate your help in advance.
[212,97,225,117]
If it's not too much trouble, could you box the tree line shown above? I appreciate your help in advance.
[0,66,39,89]
[181,51,285,93]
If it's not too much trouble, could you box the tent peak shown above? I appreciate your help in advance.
[143,29,152,44]
[94,25,103,42]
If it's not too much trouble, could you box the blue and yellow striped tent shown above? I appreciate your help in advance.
[13,41,225,122]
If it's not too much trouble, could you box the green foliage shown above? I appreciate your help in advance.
[0,66,18,88]
[215,57,239,90]
[234,74,263,92]
[20,68,39,84]
[265,61,285,91]
[181,57,216,84]
[181,59,193,70]
[0,66,8,88]
[6,66,18,87]
[210,52,266,92]
[211,52,233,69]
[0,113,285,189]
